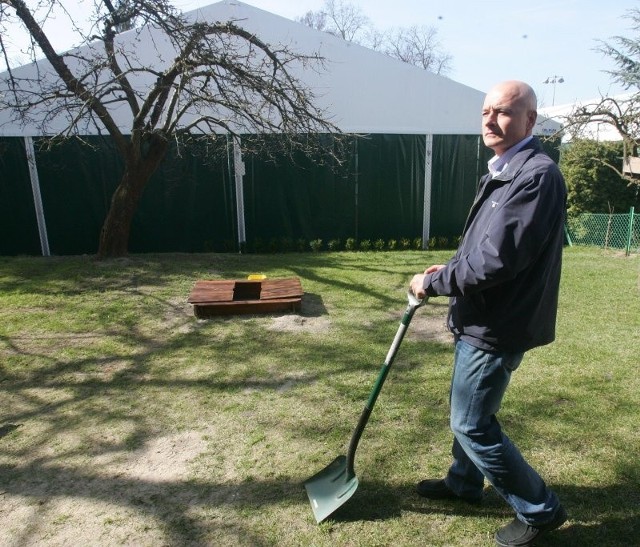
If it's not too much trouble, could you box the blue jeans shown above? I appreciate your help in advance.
[444,339,561,525]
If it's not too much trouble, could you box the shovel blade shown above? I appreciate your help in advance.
[304,455,359,523]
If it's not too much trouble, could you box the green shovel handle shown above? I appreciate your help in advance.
[346,292,427,478]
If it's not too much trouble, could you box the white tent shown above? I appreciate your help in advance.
[0,1,561,256]
[189,2,483,135]
[539,97,629,143]
[0,0,559,137]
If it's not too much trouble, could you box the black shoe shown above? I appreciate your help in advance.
[416,478,482,504]
[495,505,567,546]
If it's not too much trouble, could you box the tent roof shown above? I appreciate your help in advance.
[0,0,559,137]
[539,96,630,142]
[190,1,484,135]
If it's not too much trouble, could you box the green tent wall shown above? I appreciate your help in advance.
[0,134,502,255]
[0,138,42,255]
[244,134,429,246]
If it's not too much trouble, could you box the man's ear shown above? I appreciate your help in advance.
[527,110,538,133]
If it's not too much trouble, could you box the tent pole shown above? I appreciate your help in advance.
[233,136,246,253]
[422,134,433,250]
[24,136,50,257]
[354,138,359,243]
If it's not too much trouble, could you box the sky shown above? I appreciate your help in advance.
[3,0,639,107]
[174,0,640,107]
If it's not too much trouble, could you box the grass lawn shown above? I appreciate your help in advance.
[0,247,638,546]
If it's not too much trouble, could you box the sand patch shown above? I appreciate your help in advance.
[267,314,331,334]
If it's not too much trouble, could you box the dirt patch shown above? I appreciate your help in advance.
[407,312,453,345]
[267,314,331,334]
[1,431,208,546]
[93,431,206,482]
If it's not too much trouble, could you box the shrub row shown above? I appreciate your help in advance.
[230,235,461,253]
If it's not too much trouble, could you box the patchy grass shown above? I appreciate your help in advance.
[0,248,638,546]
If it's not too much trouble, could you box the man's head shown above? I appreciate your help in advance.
[481,80,537,156]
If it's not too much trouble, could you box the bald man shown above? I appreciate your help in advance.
[410,81,567,547]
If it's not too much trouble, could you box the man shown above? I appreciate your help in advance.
[409,80,567,547]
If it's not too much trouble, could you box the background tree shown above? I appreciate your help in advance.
[298,0,371,42]
[599,7,640,91]
[0,0,340,258]
[381,25,452,73]
[296,0,451,75]
[560,139,640,215]
[296,9,328,34]
[562,7,640,189]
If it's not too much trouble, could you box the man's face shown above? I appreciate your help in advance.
[481,85,536,155]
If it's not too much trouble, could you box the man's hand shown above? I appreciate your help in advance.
[410,273,427,299]
[410,265,445,299]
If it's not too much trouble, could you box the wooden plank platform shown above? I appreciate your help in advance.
[188,277,303,317]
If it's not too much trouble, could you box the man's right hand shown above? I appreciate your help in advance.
[410,273,427,299]
[410,265,445,299]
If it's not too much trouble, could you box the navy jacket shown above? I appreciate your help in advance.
[424,137,567,352]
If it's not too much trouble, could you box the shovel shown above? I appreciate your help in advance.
[304,291,426,523]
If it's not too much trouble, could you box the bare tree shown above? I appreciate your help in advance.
[296,0,371,42]
[381,25,452,74]
[323,0,370,41]
[563,95,640,185]
[297,9,328,33]
[363,27,386,52]
[0,0,340,257]
[296,0,451,75]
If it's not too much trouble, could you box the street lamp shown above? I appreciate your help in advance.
[543,75,564,106]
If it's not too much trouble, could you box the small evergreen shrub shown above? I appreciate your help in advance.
[345,238,357,251]
[309,239,323,252]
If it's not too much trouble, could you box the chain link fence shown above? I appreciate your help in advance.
[566,208,638,255]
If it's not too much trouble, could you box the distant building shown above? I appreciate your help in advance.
[539,95,633,143]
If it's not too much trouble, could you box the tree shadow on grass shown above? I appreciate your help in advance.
[0,423,22,439]
[323,479,640,546]
[1,255,636,545]
[299,292,328,317]
[3,385,632,545]
[0,463,283,546]
[1,456,637,546]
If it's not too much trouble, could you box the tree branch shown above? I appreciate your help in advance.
[1,0,128,153]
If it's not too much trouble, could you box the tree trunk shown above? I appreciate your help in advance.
[97,136,169,258]
[97,173,144,258]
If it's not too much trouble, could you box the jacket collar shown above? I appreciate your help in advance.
[489,137,542,182]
